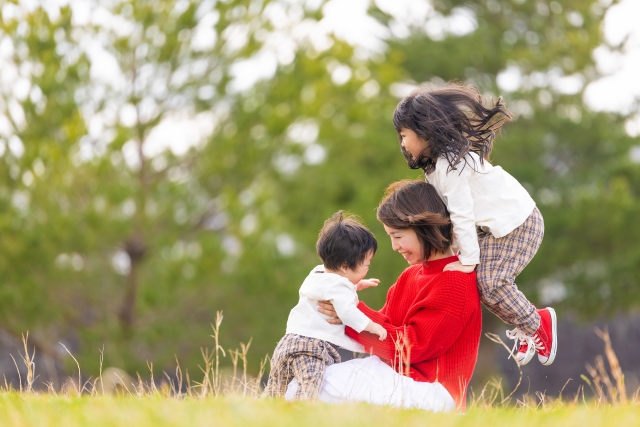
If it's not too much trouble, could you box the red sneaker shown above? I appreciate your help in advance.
[532,307,557,365]
[506,328,535,365]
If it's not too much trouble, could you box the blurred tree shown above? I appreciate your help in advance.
[228,0,640,363]
[0,0,284,374]
[0,0,637,382]
[0,4,89,360]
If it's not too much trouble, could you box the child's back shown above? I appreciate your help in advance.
[286,264,366,353]
[426,151,535,265]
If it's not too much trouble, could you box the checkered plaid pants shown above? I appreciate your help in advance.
[476,207,544,334]
[262,333,341,400]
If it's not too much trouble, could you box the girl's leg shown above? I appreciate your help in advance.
[476,207,544,334]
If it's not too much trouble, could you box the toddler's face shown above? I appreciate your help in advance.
[342,251,374,285]
[399,128,431,161]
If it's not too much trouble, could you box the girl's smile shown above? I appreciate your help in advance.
[399,127,431,161]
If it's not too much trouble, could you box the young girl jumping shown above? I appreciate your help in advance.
[392,83,557,366]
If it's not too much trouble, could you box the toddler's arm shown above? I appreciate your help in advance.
[356,278,380,291]
[323,282,376,333]
[364,320,387,341]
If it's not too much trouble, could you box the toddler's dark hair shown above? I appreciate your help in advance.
[316,211,378,271]
[377,180,452,261]
[393,82,512,174]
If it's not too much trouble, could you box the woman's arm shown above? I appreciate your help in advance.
[347,272,475,363]
[347,305,465,363]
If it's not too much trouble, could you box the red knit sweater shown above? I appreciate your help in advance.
[345,255,482,409]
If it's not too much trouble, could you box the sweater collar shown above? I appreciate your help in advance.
[421,254,459,273]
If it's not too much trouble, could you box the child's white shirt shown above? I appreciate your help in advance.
[426,152,536,266]
[286,265,369,353]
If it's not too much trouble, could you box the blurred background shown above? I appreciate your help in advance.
[1,0,639,398]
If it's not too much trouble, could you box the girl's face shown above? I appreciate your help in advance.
[399,128,431,161]
[383,224,423,265]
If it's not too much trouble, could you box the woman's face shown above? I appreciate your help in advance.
[383,224,423,265]
[399,128,431,161]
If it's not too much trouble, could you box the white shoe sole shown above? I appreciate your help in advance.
[539,307,557,366]
[517,344,536,366]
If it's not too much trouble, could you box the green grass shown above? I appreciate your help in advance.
[2,320,636,426]
[0,394,638,427]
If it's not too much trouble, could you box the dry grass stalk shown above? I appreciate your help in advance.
[20,333,36,393]
[583,327,628,405]
[483,332,523,406]
[388,327,412,378]
[193,347,214,397]
[210,311,226,396]
[9,354,22,393]
[59,342,83,397]
[595,327,627,404]
[469,377,505,409]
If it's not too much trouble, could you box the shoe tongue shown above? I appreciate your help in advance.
[535,329,548,341]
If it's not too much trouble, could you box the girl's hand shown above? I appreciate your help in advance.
[443,261,476,273]
[356,278,380,291]
[318,300,343,325]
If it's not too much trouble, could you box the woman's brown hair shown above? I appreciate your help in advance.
[377,180,452,261]
[392,82,512,174]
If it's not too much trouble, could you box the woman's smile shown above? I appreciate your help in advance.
[383,224,424,265]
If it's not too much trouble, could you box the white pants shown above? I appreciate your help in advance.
[285,356,455,412]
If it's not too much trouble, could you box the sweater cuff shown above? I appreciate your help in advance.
[356,302,387,324]
[458,254,479,266]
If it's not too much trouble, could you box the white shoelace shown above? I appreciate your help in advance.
[531,331,547,352]
[505,328,534,360]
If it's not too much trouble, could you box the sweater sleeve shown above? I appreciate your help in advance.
[437,164,480,265]
[346,273,471,363]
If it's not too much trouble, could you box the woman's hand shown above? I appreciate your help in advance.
[443,261,476,273]
[356,278,380,291]
[318,300,343,324]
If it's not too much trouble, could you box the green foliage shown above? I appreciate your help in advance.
[0,0,638,378]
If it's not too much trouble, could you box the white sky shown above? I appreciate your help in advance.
[583,0,640,136]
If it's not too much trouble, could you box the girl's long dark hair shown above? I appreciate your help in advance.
[392,83,512,174]
[377,180,452,261]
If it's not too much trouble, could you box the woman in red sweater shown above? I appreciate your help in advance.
[314,180,482,411]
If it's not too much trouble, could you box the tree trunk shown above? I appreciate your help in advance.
[118,234,146,331]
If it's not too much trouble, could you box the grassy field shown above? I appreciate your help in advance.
[2,320,636,426]
[0,394,638,427]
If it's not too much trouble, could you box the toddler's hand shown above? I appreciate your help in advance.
[356,278,380,291]
[371,323,387,341]
[443,261,476,273]
[365,321,387,341]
